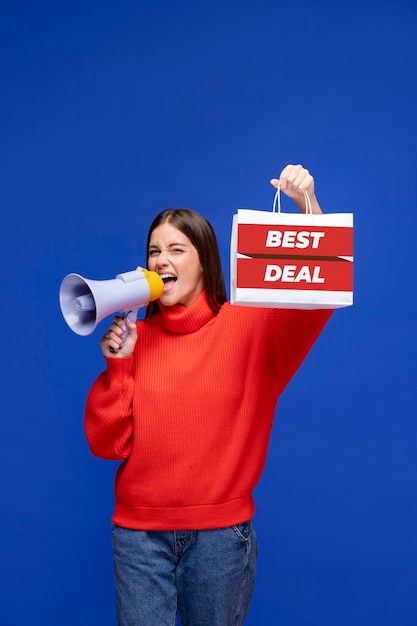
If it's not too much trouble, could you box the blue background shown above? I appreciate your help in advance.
[1,1,416,624]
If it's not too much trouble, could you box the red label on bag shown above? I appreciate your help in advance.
[237,258,353,291]
[238,224,353,257]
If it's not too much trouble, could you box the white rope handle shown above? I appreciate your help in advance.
[272,183,312,215]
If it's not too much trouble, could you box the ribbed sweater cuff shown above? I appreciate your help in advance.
[104,355,134,384]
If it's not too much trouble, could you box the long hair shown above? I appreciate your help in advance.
[145,208,227,318]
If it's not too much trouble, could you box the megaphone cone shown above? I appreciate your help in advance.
[59,268,164,336]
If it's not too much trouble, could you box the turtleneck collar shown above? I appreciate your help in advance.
[156,290,217,334]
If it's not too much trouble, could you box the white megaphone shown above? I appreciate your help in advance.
[59,267,164,336]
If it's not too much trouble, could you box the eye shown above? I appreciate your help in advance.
[148,249,159,257]
[171,248,185,254]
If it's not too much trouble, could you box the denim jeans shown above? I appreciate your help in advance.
[112,519,258,626]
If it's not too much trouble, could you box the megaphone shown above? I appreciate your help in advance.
[59,267,164,336]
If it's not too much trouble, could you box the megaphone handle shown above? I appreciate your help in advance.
[108,310,138,353]
[121,309,138,342]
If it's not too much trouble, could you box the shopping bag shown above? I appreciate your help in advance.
[230,188,353,309]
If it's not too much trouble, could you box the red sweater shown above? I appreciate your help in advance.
[85,292,331,530]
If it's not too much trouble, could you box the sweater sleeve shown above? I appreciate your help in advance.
[84,356,135,460]
[271,308,333,396]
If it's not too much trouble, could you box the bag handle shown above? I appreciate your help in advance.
[272,183,312,214]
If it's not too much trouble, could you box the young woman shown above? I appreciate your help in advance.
[85,164,332,625]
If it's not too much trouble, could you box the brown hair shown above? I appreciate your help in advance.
[145,208,227,318]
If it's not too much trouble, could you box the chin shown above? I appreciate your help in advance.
[159,296,179,307]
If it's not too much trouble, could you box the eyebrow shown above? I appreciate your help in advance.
[148,242,188,249]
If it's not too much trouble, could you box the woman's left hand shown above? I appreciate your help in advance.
[270,164,323,214]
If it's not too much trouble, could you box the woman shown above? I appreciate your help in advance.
[85,164,332,625]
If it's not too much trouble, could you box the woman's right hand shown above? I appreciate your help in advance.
[100,316,138,358]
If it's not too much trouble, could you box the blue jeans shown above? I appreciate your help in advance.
[112,520,258,625]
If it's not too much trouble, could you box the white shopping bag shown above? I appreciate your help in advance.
[230,189,353,309]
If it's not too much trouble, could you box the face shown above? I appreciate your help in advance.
[148,222,204,308]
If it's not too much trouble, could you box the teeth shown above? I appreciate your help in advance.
[160,273,177,282]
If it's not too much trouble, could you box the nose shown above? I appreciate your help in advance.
[156,250,170,268]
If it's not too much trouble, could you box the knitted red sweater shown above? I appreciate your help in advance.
[85,292,331,530]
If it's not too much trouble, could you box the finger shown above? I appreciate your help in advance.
[110,337,123,352]
[107,322,126,340]
[292,168,311,190]
[106,340,122,355]
[112,316,126,333]
[294,171,314,195]
[280,165,314,195]
[123,318,137,339]
[101,332,123,353]
[285,164,304,187]
[277,164,298,190]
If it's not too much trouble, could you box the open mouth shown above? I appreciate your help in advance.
[160,273,178,291]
